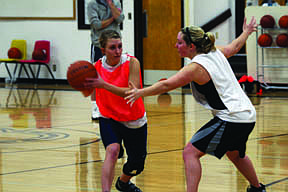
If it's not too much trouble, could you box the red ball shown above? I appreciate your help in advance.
[278,15,288,29]
[260,15,275,28]
[159,78,167,81]
[8,47,22,59]
[67,60,98,91]
[276,33,288,47]
[257,33,273,47]
[32,49,46,60]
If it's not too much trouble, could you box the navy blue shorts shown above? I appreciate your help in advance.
[99,118,147,159]
[190,116,255,159]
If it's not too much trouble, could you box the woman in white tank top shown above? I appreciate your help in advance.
[125,17,266,192]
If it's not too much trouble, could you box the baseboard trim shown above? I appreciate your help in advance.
[0,78,69,85]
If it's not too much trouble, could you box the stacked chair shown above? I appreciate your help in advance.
[0,40,55,84]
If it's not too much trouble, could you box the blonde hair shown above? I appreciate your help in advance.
[181,26,216,54]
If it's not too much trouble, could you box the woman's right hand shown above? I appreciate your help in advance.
[84,75,105,89]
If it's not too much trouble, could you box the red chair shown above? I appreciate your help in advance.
[19,40,55,82]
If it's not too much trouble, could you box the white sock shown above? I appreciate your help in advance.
[91,101,100,118]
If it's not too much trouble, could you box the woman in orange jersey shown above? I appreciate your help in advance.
[84,30,145,192]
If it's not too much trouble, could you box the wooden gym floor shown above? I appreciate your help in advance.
[0,83,287,192]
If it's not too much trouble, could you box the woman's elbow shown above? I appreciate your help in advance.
[115,15,125,23]
[223,47,236,58]
[90,21,102,30]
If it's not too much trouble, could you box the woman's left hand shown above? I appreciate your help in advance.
[243,16,257,35]
[125,81,142,107]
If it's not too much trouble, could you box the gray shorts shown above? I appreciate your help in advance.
[190,116,255,159]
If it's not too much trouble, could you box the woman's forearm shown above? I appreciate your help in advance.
[103,82,129,98]
[140,81,172,97]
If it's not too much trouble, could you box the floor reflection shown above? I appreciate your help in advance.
[0,86,287,191]
[1,88,55,129]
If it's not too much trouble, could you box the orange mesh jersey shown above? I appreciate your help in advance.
[95,54,145,121]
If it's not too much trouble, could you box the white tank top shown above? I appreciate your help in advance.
[191,49,256,123]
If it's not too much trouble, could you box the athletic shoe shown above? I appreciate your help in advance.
[115,177,142,192]
[91,116,99,121]
[247,183,266,192]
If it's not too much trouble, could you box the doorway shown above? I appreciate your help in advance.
[134,0,184,82]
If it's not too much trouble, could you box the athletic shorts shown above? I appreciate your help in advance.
[190,116,255,159]
[99,117,147,159]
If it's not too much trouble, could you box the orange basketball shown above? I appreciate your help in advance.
[278,15,288,29]
[67,60,98,91]
[8,47,22,59]
[276,33,288,47]
[260,15,275,28]
[257,33,273,47]
[32,49,46,60]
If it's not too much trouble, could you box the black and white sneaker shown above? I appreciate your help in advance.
[115,177,142,192]
[247,183,266,192]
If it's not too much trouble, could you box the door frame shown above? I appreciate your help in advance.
[235,0,245,54]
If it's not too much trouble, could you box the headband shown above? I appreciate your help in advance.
[185,27,193,44]
[185,27,202,47]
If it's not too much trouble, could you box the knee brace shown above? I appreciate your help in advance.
[123,158,146,176]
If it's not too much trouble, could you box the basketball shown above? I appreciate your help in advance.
[257,33,273,47]
[260,15,275,28]
[67,60,98,91]
[32,49,46,60]
[8,47,22,59]
[278,15,288,29]
[157,93,172,107]
[276,33,288,47]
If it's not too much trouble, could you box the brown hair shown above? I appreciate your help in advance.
[99,30,121,48]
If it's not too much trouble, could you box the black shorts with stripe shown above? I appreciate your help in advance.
[190,116,255,159]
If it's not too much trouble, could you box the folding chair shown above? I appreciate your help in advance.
[0,40,30,82]
[19,40,55,83]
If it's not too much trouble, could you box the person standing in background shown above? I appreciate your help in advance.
[87,0,125,120]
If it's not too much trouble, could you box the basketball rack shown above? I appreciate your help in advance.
[255,26,288,90]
